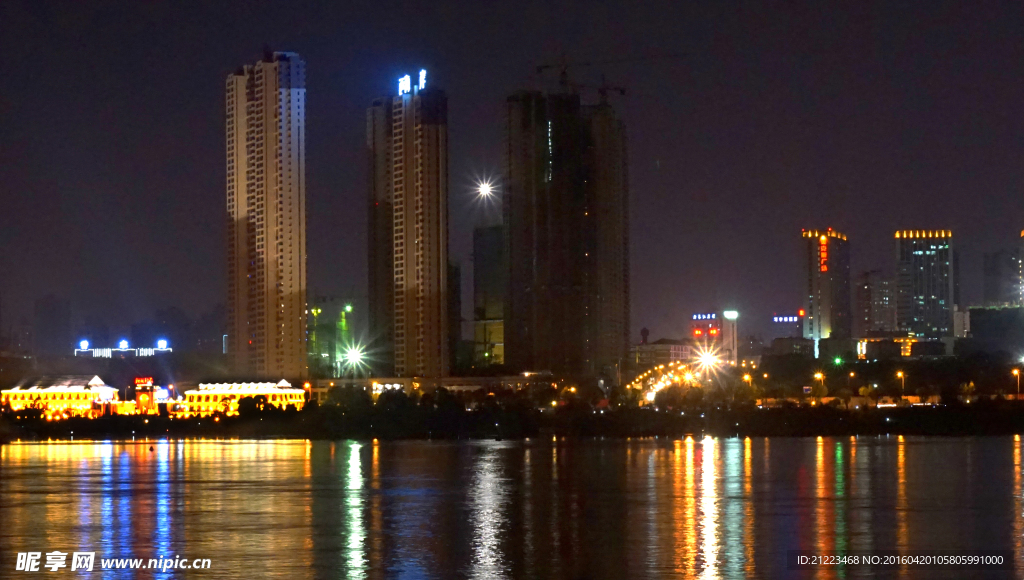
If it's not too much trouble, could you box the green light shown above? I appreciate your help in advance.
[834,357,842,365]
[344,304,353,313]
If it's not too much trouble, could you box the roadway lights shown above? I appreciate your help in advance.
[477,180,495,197]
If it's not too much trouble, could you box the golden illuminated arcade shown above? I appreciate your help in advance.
[181,380,305,417]
[1,375,119,420]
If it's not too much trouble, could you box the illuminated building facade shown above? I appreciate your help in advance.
[473,225,505,365]
[854,270,896,336]
[801,229,851,353]
[226,50,307,379]
[504,90,629,379]
[690,311,739,365]
[367,70,449,378]
[180,380,305,417]
[1,375,118,420]
[74,339,172,358]
[895,230,958,337]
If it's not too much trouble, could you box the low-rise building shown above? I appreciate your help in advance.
[1,375,119,420]
[630,339,696,373]
[180,380,305,417]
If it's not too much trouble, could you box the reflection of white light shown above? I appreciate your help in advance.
[157,339,168,350]
[701,437,719,576]
[398,74,411,95]
[118,340,129,349]
[347,443,365,575]
[418,69,427,90]
[79,340,89,350]
[469,446,506,579]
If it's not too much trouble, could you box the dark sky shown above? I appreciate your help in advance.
[2,1,1023,343]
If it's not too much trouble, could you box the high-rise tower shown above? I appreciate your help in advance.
[895,230,958,337]
[801,229,851,350]
[367,71,449,378]
[225,50,307,379]
[503,90,629,380]
[854,270,896,336]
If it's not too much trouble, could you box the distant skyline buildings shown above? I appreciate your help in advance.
[801,229,851,350]
[895,230,958,338]
[473,225,504,366]
[503,90,629,380]
[367,70,450,379]
[854,270,896,336]
[982,246,1021,307]
[225,50,307,379]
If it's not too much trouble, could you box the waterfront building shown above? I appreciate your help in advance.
[801,229,852,354]
[503,90,629,380]
[367,70,449,378]
[1,375,119,419]
[180,380,305,417]
[895,230,958,337]
[225,50,308,379]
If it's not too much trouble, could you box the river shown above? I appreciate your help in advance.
[0,437,1020,578]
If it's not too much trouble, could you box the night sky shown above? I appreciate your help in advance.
[2,1,1023,344]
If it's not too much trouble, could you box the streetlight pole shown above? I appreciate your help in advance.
[1014,368,1020,401]
[897,371,904,401]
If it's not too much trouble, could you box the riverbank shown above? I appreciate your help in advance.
[5,399,1024,441]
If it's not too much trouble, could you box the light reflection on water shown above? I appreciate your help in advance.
[1,437,1022,579]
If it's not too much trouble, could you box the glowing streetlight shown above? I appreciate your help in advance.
[344,347,364,367]
[698,351,720,370]
[742,374,752,383]
[1014,368,1020,400]
[477,180,495,197]
[897,371,905,400]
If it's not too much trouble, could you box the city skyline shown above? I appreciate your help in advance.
[4,2,1024,344]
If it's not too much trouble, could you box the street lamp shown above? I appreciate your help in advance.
[477,180,494,197]
[1013,368,1020,400]
[897,371,905,401]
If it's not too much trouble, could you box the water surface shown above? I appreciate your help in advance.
[1,437,1021,579]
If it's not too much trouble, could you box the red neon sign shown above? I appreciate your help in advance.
[135,377,154,386]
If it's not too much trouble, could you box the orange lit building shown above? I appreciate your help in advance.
[801,229,851,354]
[180,380,305,417]
[0,375,120,420]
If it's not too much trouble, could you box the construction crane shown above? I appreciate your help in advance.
[534,52,681,93]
